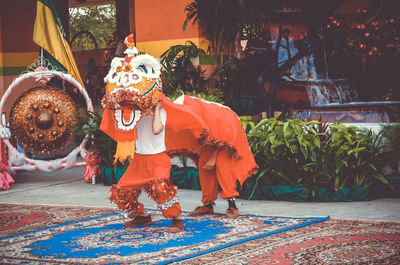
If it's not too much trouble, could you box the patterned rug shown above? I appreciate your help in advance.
[0,204,117,237]
[174,219,400,265]
[2,205,399,264]
[0,204,327,265]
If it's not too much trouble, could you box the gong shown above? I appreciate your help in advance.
[9,86,78,159]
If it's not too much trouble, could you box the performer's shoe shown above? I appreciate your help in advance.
[123,215,152,227]
[226,207,239,219]
[127,204,145,218]
[128,210,146,219]
[189,205,214,216]
[168,219,184,233]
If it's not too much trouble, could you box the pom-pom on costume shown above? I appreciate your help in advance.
[100,34,257,226]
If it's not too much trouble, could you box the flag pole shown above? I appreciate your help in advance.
[40,47,44,68]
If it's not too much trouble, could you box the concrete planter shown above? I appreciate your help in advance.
[170,166,201,190]
[239,176,400,202]
[100,166,126,186]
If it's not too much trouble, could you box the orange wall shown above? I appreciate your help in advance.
[0,9,2,53]
[0,0,38,96]
[134,0,207,58]
[135,0,199,42]
[0,0,37,53]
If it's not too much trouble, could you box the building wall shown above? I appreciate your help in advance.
[0,0,38,96]
[134,0,207,58]
[0,0,70,99]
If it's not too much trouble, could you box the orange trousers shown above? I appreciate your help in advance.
[198,146,239,203]
[109,152,182,219]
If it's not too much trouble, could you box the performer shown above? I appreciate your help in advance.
[100,34,184,233]
[106,100,184,233]
[161,96,258,219]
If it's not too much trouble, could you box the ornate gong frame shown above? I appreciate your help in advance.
[0,69,93,172]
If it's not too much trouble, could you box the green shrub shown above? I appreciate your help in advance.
[168,88,226,104]
[73,109,118,168]
[239,116,256,133]
[378,123,400,174]
[246,118,390,198]
[185,88,226,104]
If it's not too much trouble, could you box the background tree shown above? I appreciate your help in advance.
[69,4,116,50]
[183,0,264,61]
[324,0,400,101]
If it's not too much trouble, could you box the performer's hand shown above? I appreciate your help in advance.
[203,158,216,170]
[203,148,219,170]
[156,100,163,110]
[0,126,11,139]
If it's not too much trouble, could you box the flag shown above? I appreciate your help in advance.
[33,0,84,86]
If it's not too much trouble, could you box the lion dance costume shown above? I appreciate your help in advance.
[100,34,258,227]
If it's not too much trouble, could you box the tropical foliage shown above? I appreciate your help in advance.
[239,116,257,133]
[246,118,390,198]
[160,41,207,95]
[186,89,227,104]
[164,88,227,105]
[215,57,249,100]
[378,124,400,174]
[183,0,265,60]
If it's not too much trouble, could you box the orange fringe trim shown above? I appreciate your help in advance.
[114,140,135,164]
[166,149,199,164]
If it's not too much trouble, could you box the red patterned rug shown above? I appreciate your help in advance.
[1,204,399,264]
[0,204,117,237]
[174,219,400,265]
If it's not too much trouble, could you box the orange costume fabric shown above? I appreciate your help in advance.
[116,152,182,219]
[161,94,258,201]
[100,108,183,219]
[100,93,258,212]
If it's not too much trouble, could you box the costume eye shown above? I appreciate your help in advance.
[116,66,122,72]
[138,65,147,73]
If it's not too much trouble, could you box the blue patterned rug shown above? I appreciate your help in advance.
[0,209,328,264]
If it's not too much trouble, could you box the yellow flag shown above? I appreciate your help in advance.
[33,0,84,87]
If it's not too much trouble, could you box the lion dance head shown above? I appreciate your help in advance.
[101,34,163,163]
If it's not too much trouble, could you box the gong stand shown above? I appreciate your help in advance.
[0,66,93,173]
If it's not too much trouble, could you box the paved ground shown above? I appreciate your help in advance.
[1,167,400,222]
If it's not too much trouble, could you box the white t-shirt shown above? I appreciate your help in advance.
[135,108,167,154]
